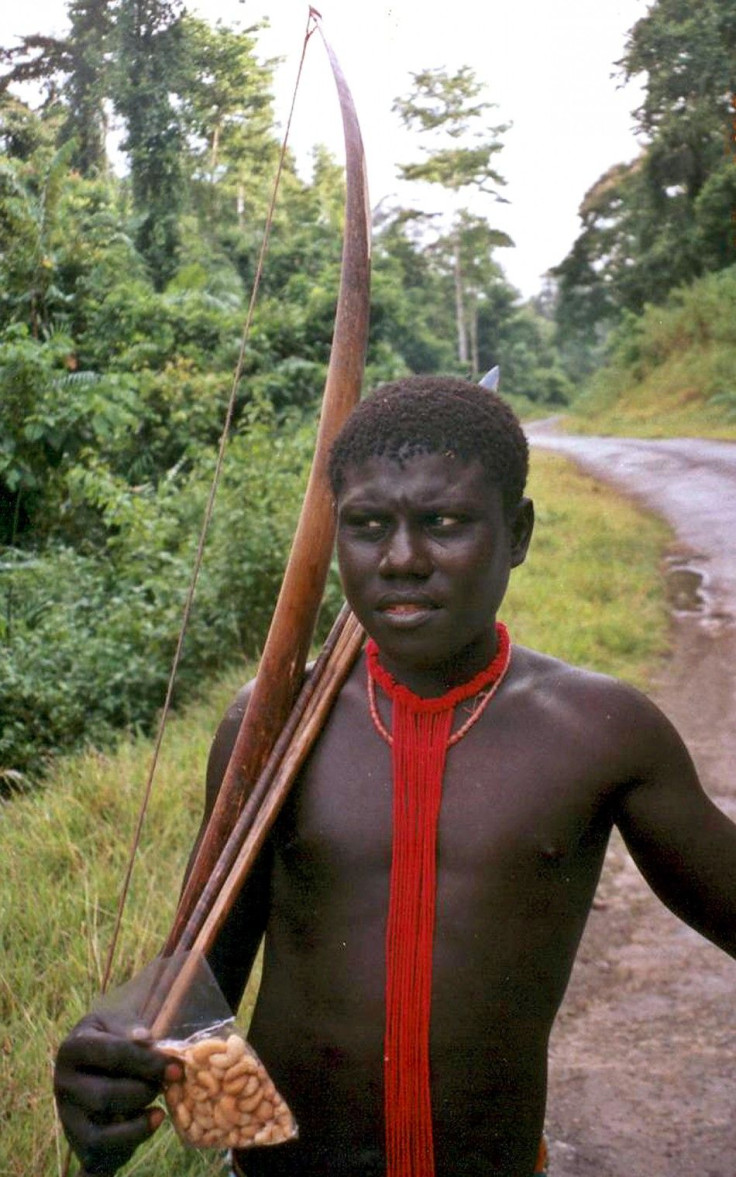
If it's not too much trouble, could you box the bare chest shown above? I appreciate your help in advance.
[272,688,612,902]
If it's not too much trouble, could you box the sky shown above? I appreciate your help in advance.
[0,0,649,299]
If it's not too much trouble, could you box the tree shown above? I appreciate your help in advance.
[371,205,458,375]
[112,0,186,290]
[550,161,638,377]
[621,0,736,278]
[0,93,60,161]
[176,16,276,224]
[0,32,70,107]
[59,0,114,174]
[621,0,735,137]
[0,0,113,175]
[440,211,513,376]
[0,140,77,337]
[393,67,510,370]
[553,0,736,361]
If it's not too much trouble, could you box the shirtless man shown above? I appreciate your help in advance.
[54,375,736,1177]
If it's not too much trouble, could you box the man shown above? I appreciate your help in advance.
[55,375,736,1177]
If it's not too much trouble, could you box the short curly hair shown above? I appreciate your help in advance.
[328,374,528,514]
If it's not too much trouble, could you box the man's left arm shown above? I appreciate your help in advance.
[614,696,736,959]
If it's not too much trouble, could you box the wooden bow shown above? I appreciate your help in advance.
[163,9,372,955]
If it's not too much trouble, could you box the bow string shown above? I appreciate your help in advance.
[100,6,371,991]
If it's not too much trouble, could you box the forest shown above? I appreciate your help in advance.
[1,0,734,784]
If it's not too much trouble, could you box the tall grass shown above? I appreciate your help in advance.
[0,673,247,1177]
[508,454,671,685]
[0,452,672,1176]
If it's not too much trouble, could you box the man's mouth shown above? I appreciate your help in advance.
[376,597,440,624]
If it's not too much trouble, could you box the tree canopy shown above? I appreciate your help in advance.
[0,8,565,783]
[4,0,730,781]
[552,0,736,373]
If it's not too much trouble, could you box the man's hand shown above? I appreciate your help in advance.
[54,1014,183,1175]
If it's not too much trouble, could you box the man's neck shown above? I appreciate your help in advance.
[376,630,500,699]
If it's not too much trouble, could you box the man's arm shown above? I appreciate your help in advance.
[55,683,271,1172]
[613,694,736,958]
[197,682,273,1010]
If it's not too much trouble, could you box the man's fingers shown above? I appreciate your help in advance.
[59,1069,161,1119]
[58,1026,169,1084]
[66,1105,163,1175]
[128,1025,154,1044]
[54,1013,177,1175]
[148,1106,166,1131]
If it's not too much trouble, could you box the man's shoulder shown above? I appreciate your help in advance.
[206,679,255,789]
[509,644,666,739]
[511,642,627,690]
[503,646,691,793]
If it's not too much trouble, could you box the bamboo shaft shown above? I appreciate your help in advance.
[151,611,364,1037]
[163,604,355,955]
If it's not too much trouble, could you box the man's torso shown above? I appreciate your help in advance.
[236,646,644,1175]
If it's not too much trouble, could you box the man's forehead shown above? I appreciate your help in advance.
[335,450,497,502]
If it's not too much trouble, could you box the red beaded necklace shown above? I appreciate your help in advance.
[365,623,511,1177]
[367,622,511,747]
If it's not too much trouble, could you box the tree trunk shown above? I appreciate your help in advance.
[453,231,468,365]
[210,122,220,183]
[469,294,479,378]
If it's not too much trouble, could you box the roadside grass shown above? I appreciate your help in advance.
[1,451,672,1176]
[507,452,671,687]
[567,342,736,440]
[0,674,250,1177]
[567,265,736,440]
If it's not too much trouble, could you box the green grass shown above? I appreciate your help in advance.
[569,344,736,439]
[0,672,252,1177]
[1,452,672,1176]
[507,453,671,687]
[568,265,736,439]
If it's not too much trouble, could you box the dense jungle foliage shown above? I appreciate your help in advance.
[551,0,736,384]
[1,0,734,782]
[0,2,567,784]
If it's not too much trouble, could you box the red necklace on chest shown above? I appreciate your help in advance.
[365,623,511,1177]
[366,622,511,746]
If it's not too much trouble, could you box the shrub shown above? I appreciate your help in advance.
[0,407,315,786]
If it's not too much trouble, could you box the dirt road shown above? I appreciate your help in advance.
[527,426,736,1177]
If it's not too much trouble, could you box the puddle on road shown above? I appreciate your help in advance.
[665,565,706,613]
[662,553,734,630]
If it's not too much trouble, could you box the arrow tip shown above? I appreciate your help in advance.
[478,366,500,391]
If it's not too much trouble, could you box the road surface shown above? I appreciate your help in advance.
[527,425,736,1177]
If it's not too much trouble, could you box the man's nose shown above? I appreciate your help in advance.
[379,523,431,576]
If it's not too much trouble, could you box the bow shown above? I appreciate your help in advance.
[163,8,372,952]
[62,15,370,1175]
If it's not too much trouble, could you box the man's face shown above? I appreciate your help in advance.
[335,451,533,690]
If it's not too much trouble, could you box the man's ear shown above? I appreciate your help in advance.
[509,497,534,568]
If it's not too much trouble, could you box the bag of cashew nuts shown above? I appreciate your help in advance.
[159,1022,297,1150]
[95,952,298,1151]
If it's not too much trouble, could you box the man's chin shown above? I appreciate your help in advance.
[364,617,500,689]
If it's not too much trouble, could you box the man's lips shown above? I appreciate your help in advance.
[375,596,440,622]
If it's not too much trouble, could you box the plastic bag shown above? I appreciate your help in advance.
[161,1025,297,1149]
[94,952,298,1151]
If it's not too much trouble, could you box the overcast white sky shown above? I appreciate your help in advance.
[0,0,649,298]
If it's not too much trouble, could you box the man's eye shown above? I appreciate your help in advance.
[346,516,385,534]
[426,514,460,530]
